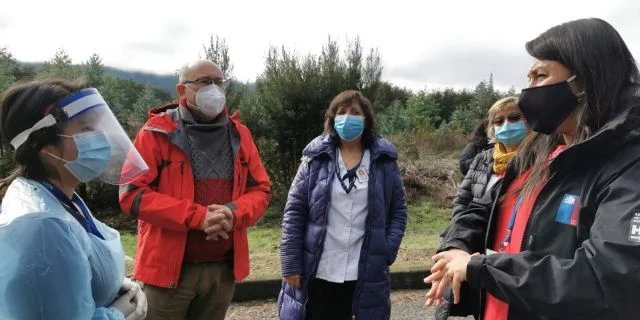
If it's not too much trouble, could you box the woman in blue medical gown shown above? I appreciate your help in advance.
[0,79,150,319]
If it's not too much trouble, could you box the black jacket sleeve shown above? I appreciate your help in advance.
[466,160,640,317]
[439,185,495,254]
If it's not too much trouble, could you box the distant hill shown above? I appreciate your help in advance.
[19,62,255,96]
[19,62,176,94]
[103,67,257,95]
[105,66,177,94]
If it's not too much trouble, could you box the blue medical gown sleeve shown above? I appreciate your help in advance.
[0,216,125,320]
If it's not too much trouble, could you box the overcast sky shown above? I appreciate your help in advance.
[1,0,638,91]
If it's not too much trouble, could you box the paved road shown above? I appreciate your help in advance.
[225,290,473,319]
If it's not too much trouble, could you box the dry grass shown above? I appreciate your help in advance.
[121,198,451,280]
[387,130,465,208]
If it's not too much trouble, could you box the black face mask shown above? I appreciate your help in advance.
[518,75,581,135]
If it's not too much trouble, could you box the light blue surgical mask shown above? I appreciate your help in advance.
[495,121,527,147]
[334,115,365,141]
[48,131,112,182]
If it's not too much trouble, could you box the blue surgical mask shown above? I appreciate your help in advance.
[495,121,527,147]
[334,115,365,141]
[49,131,112,182]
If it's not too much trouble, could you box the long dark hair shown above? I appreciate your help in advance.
[515,18,640,197]
[0,78,89,198]
[323,90,378,147]
[469,119,489,143]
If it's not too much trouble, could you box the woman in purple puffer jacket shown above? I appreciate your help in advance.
[278,90,408,320]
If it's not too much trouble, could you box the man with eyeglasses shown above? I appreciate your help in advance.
[120,60,272,320]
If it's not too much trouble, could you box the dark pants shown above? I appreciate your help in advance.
[142,262,236,320]
[306,278,357,320]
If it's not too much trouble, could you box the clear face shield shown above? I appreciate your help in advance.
[10,88,148,185]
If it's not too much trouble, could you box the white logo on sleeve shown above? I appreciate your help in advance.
[628,212,640,243]
[563,195,576,205]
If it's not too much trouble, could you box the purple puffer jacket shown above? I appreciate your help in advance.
[278,135,407,320]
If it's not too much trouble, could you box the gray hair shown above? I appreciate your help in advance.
[177,63,191,84]
[177,60,221,84]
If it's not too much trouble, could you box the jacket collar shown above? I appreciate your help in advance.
[302,135,398,162]
[144,102,239,135]
[551,84,640,171]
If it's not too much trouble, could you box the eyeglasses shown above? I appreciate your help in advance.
[492,113,522,126]
[183,77,226,87]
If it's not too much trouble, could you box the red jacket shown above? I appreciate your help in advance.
[119,103,271,288]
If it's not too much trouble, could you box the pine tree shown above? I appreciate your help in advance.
[202,35,234,80]
[42,48,77,79]
[82,53,105,87]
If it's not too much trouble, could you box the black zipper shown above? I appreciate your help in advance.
[517,147,570,252]
[237,162,244,194]
[179,161,184,197]
[518,169,561,252]
[172,160,186,287]
[236,164,245,225]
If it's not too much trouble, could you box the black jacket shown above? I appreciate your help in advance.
[437,147,494,320]
[459,139,490,176]
[453,147,494,221]
[441,85,640,319]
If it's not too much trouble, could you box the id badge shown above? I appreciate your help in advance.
[356,166,369,183]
